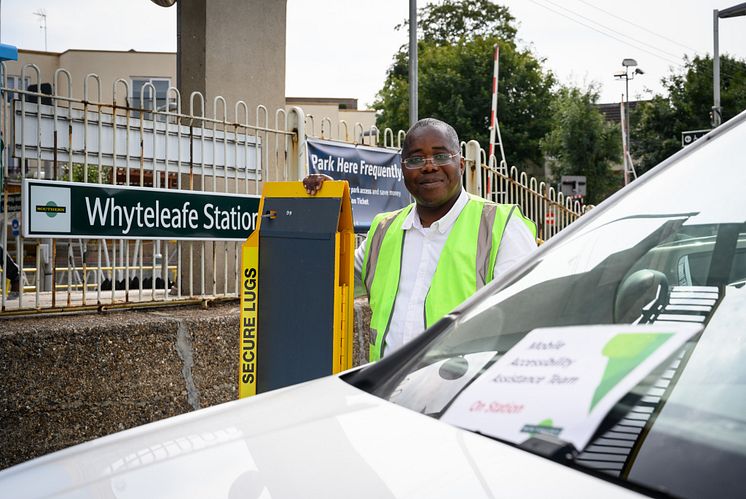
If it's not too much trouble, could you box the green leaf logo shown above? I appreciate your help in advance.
[590,333,673,412]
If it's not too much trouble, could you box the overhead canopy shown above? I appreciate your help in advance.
[0,44,18,62]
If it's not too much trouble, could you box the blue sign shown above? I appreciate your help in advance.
[0,43,18,62]
[307,139,410,232]
[11,218,19,237]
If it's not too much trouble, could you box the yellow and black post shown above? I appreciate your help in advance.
[239,181,354,398]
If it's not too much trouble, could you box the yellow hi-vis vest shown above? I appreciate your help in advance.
[361,194,536,362]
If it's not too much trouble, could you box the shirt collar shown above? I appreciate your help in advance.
[402,189,469,234]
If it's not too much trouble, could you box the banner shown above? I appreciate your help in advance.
[23,179,260,241]
[307,139,410,231]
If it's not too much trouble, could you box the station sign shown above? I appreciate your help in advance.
[681,129,710,147]
[559,175,586,198]
[23,179,260,240]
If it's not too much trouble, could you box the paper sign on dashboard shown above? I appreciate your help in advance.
[441,324,701,451]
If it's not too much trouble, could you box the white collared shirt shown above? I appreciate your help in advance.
[354,189,536,355]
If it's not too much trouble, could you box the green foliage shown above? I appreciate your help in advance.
[541,86,622,204]
[632,55,746,174]
[399,0,517,45]
[374,1,555,172]
[61,163,113,184]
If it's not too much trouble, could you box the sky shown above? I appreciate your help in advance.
[2,0,745,109]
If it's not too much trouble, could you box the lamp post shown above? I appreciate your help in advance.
[615,59,643,185]
[713,3,746,128]
[614,59,644,155]
[409,0,418,127]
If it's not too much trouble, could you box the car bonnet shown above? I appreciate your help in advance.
[0,375,647,499]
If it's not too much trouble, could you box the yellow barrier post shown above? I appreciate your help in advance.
[239,180,354,398]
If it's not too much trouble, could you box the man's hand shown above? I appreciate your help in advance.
[302,174,333,195]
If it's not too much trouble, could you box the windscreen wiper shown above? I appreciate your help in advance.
[472,429,679,497]
[517,433,682,498]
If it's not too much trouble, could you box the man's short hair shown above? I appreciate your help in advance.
[401,118,460,157]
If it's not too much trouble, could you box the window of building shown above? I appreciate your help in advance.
[4,75,31,102]
[130,77,172,111]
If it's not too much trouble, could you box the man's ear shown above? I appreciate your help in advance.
[459,155,466,176]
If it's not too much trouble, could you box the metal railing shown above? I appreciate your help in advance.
[304,118,591,242]
[1,63,301,315]
[2,64,591,315]
[482,160,591,242]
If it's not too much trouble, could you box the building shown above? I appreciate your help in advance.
[3,48,376,135]
[596,100,644,125]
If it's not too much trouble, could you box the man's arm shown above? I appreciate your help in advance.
[354,236,366,281]
[493,216,538,280]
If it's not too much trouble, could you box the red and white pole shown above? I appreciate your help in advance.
[488,44,499,162]
[487,44,500,197]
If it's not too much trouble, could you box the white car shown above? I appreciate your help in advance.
[2,109,746,498]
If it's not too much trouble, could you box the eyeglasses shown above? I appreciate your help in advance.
[402,153,459,170]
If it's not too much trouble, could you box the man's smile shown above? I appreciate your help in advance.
[418,176,445,185]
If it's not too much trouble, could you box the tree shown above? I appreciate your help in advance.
[374,0,555,173]
[541,86,622,204]
[632,54,746,174]
[400,0,517,45]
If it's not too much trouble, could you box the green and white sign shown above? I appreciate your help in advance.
[442,324,701,451]
[23,179,261,241]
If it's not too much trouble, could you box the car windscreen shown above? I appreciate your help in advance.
[345,113,746,498]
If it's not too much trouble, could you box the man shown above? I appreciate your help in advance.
[304,118,536,361]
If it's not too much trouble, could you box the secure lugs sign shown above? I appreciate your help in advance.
[23,179,261,240]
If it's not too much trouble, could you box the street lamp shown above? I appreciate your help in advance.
[614,59,644,157]
[614,59,643,185]
[713,3,746,127]
[409,0,418,127]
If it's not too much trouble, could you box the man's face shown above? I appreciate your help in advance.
[402,126,465,209]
